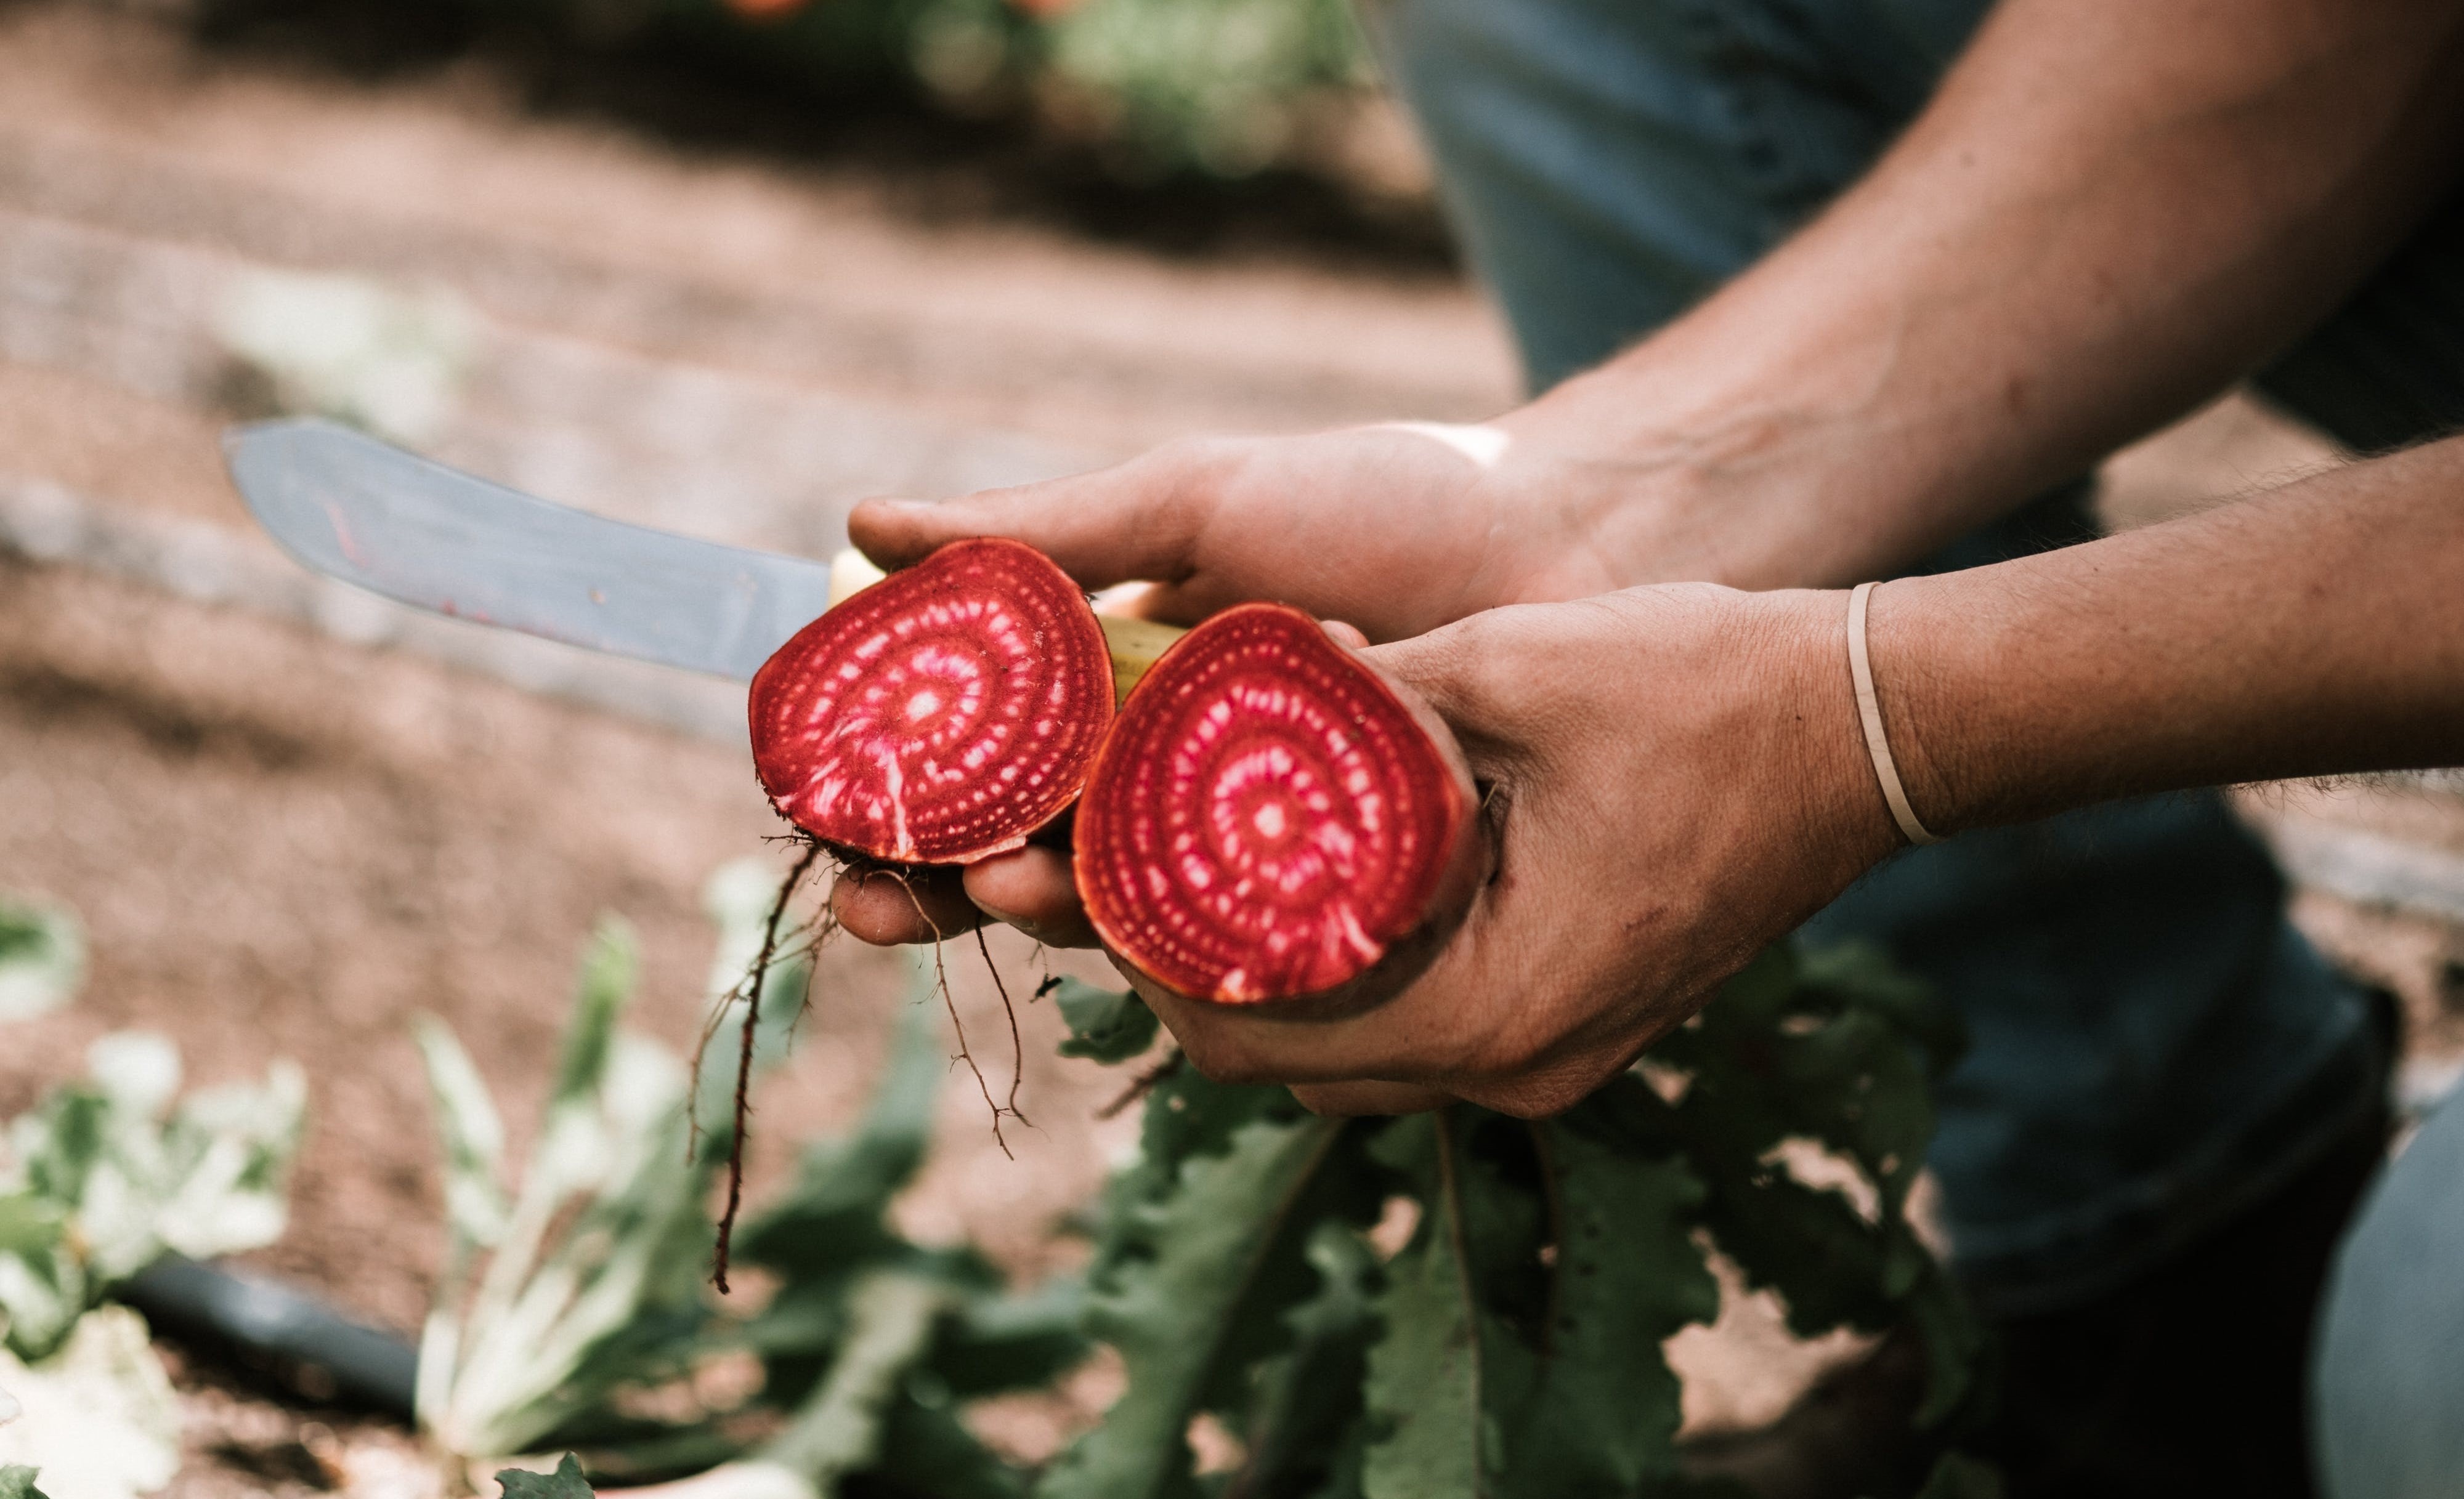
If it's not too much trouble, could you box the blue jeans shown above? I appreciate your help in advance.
[2315,1083,2464,1498]
[1361,0,2464,1481]
[1361,0,2420,1317]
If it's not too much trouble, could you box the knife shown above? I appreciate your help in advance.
[223,417,1186,695]
[222,417,873,682]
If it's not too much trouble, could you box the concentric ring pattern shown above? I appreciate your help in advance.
[1077,603,1463,1003]
[750,538,1113,863]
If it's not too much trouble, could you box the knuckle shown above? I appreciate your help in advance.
[1177,1033,1274,1086]
[1465,1028,1548,1081]
[1478,1067,1598,1121]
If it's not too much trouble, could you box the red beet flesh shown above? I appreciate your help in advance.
[1076,602,1477,1008]
[749,538,1114,865]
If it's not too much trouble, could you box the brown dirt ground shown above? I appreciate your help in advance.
[0,557,1146,1482]
[1,2,2460,1493]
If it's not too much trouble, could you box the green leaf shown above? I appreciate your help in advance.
[691,862,817,1142]
[1901,1267,1985,1429]
[1127,1069,1298,1201]
[928,1279,1090,1398]
[1360,1116,1480,1499]
[0,1198,63,1258]
[0,1468,46,1499]
[85,1034,179,1118]
[1037,1115,1348,1499]
[1487,1112,1716,1496]
[1903,1451,2003,1499]
[1234,1222,1379,1499]
[495,1454,594,1499]
[1052,980,1160,1064]
[0,1306,182,1492]
[758,1272,949,1484]
[738,971,945,1280]
[411,1015,511,1251]
[875,1393,1028,1499]
[1797,942,1965,1081]
[0,897,83,1024]
[553,918,641,1109]
[1660,944,1949,1336]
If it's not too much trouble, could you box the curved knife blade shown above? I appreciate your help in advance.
[222,419,835,682]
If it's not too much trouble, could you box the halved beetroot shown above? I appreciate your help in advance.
[750,537,1114,865]
[1076,602,1480,1010]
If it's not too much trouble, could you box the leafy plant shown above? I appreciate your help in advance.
[0,1348,39,1499]
[416,861,1085,1493]
[0,1032,307,1362]
[413,910,721,1468]
[0,892,303,1497]
[496,1454,595,1498]
[445,0,1372,179]
[1039,0,1369,175]
[1039,941,1988,1499]
[0,897,83,1026]
[0,1306,182,1499]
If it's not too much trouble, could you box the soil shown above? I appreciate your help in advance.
[0,2,2458,1493]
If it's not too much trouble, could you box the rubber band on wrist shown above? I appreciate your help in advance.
[1847,581,1942,847]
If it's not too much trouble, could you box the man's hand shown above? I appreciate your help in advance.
[831,417,1700,952]
[835,585,1898,1117]
[846,421,1636,644]
[1170,588,1895,1118]
[878,585,1892,1119]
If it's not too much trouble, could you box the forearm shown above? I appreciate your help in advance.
[1868,437,2464,833]
[1525,0,2464,591]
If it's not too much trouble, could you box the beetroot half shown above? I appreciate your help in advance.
[1076,602,1480,1009]
[750,537,1114,865]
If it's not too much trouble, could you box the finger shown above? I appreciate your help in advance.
[830,864,984,946]
[847,444,1222,589]
[1358,625,1485,730]
[1321,618,1371,649]
[1289,1080,1456,1117]
[963,847,1102,948]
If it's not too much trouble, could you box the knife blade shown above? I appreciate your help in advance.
[222,418,837,682]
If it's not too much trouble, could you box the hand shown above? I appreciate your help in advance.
[843,585,1902,1118]
[828,411,1758,950]
[1156,586,1898,1117]
[843,419,1642,644]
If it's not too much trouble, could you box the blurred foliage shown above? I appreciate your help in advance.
[0,1307,182,1499]
[1043,942,1992,1499]
[216,270,477,446]
[419,891,1992,1493]
[0,966,307,1363]
[0,893,301,1499]
[0,897,83,1027]
[495,1454,596,1498]
[415,860,1084,1491]
[359,0,1375,179]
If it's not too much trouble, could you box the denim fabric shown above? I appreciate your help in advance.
[2313,1083,2464,1499]
[1360,0,2392,1311]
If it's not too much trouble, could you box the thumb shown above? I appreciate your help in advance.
[1358,620,1495,740]
[848,442,1226,591]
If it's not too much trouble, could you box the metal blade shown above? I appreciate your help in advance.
[222,418,835,682]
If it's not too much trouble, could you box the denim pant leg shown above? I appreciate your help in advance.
[2313,1085,2464,1498]
[1364,0,2378,1312]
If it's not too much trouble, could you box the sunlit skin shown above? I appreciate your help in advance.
[830,0,2464,1116]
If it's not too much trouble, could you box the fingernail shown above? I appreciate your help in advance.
[973,897,1047,939]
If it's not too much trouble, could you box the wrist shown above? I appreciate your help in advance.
[1732,586,1909,880]
[1504,341,1939,594]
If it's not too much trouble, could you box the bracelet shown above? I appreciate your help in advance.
[1847,581,1943,847]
